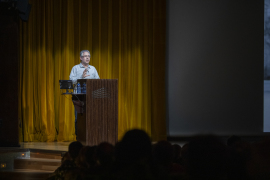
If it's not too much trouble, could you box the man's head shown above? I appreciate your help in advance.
[80,50,91,65]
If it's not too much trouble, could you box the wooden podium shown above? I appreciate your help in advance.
[72,79,118,146]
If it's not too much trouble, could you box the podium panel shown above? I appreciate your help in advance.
[72,79,118,146]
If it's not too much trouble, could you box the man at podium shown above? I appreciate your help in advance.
[69,50,100,83]
[69,50,100,135]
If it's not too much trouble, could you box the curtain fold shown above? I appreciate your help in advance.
[19,0,166,142]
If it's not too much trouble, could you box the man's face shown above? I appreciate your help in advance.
[80,52,90,64]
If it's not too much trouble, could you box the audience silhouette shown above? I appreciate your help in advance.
[47,130,270,180]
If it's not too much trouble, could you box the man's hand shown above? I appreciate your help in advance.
[82,68,90,78]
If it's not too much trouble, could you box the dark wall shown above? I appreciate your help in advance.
[0,13,19,146]
[166,0,264,136]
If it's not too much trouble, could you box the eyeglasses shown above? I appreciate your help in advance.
[81,55,90,58]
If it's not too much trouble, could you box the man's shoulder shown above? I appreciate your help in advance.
[89,65,97,69]
[72,64,96,69]
[72,64,82,68]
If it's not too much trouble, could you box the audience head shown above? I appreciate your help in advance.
[152,140,174,167]
[187,135,227,179]
[68,141,83,160]
[227,135,242,147]
[179,143,189,167]
[246,138,270,179]
[172,144,181,162]
[115,129,152,164]
[76,146,97,168]
[61,152,72,165]
[96,142,114,166]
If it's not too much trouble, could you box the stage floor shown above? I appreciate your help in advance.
[0,141,185,152]
[20,142,70,151]
[0,142,71,152]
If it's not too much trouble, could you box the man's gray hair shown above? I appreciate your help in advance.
[80,50,91,57]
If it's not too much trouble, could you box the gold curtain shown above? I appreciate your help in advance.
[19,0,166,142]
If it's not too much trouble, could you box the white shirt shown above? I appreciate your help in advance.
[69,63,100,83]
